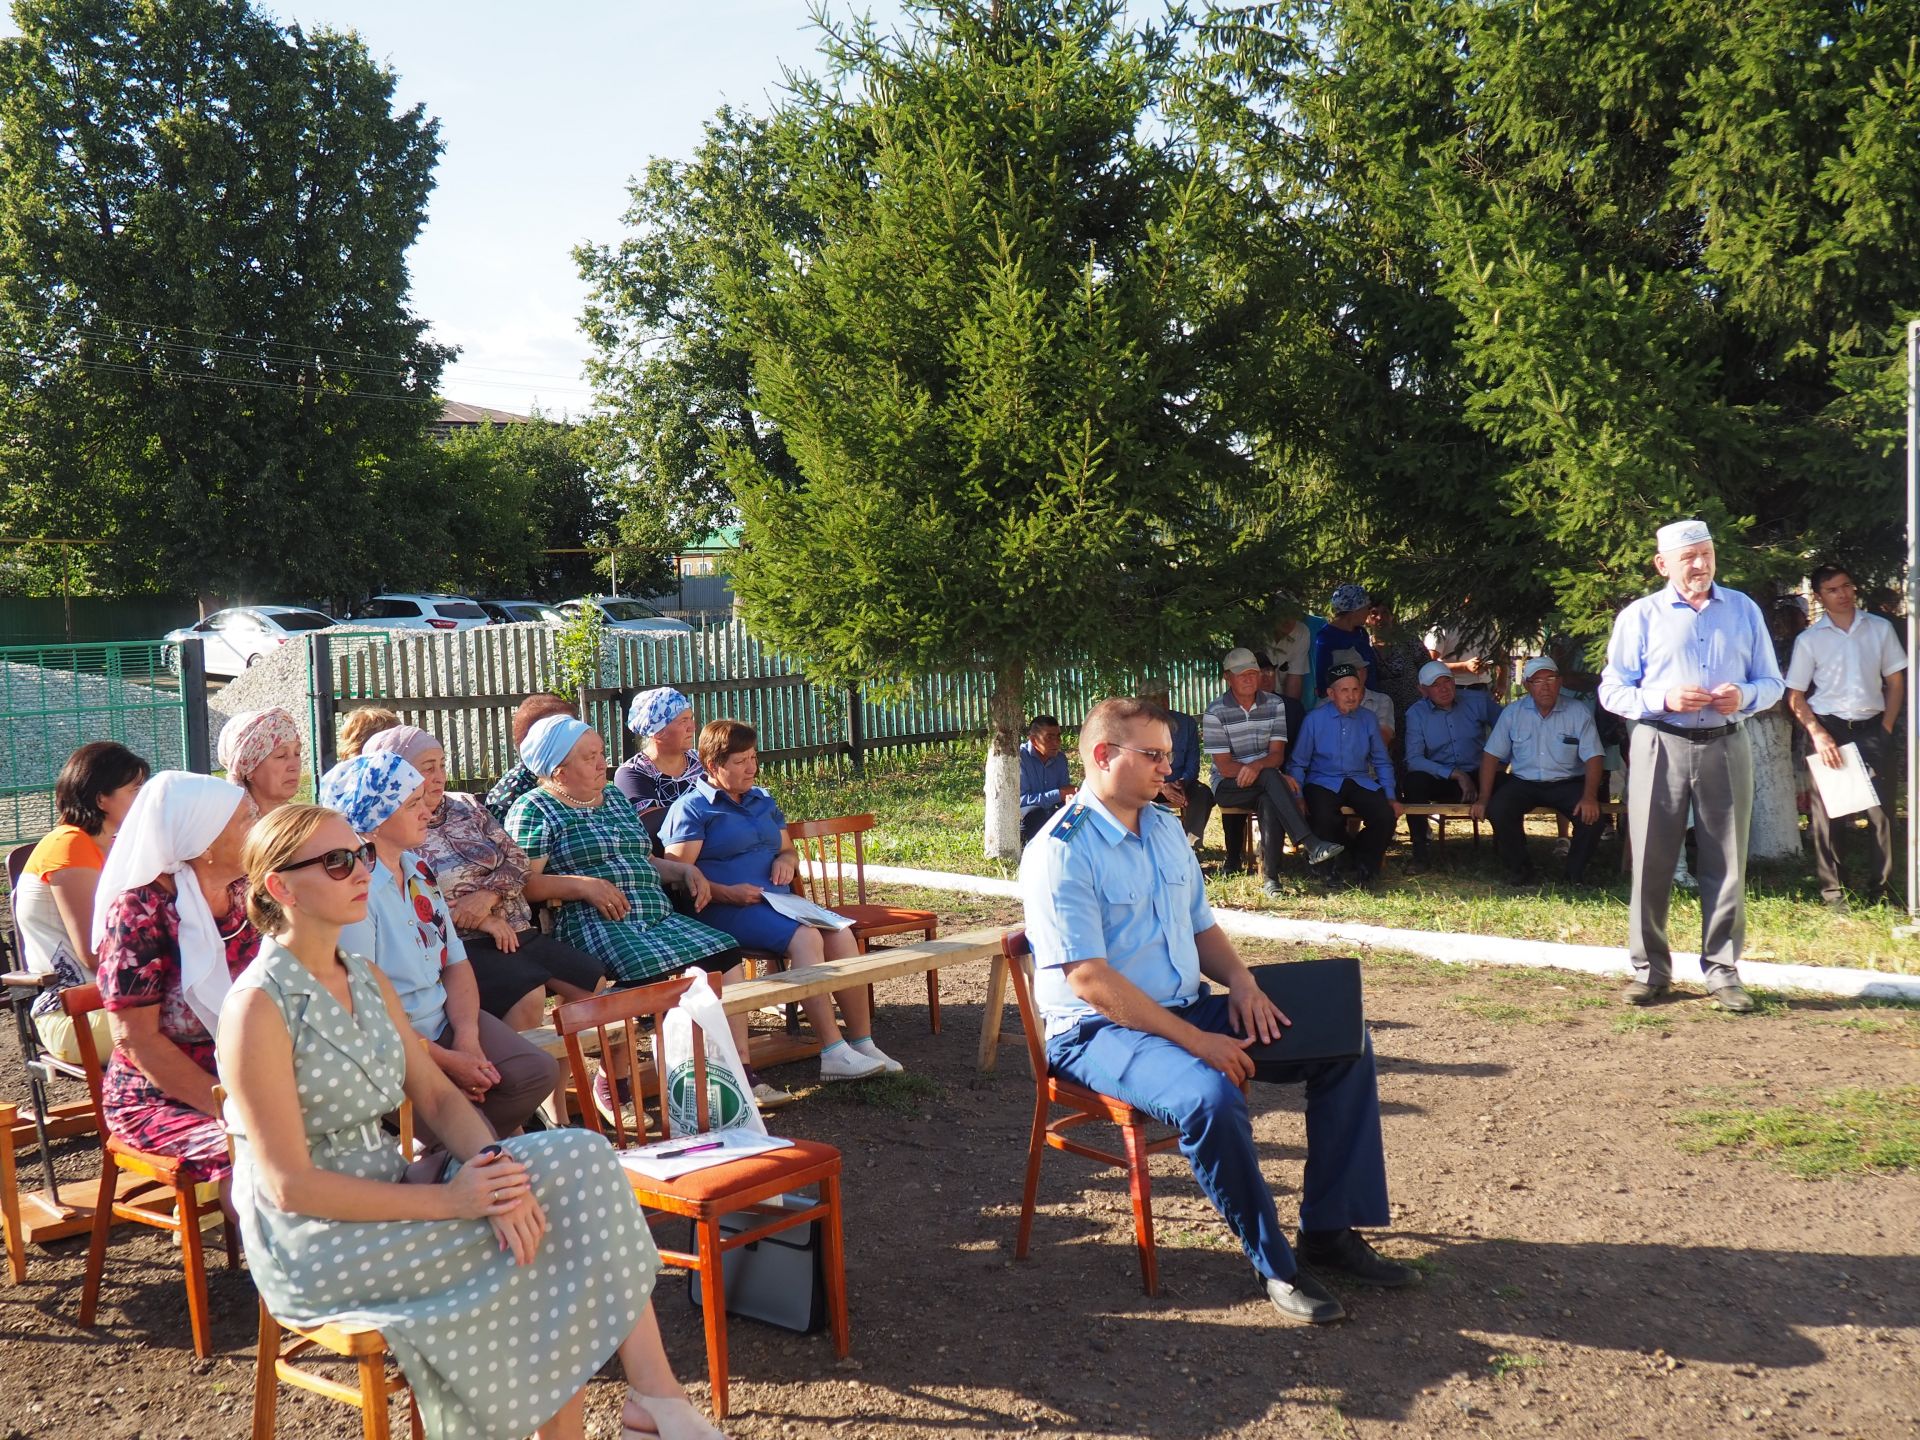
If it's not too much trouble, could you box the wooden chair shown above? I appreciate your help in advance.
[0,1100,21,1284]
[1002,927,1212,1296]
[553,974,850,1418]
[787,814,940,1031]
[211,1085,424,1440]
[63,983,238,1357]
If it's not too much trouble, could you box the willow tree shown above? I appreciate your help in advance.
[716,0,1294,858]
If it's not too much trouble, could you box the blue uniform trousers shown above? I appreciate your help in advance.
[1046,992,1390,1282]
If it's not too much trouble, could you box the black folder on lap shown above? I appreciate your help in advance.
[1236,957,1366,1076]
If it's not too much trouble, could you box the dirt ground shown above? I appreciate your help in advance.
[4,885,1918,1440]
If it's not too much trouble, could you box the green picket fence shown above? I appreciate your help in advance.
[0,641,191,847]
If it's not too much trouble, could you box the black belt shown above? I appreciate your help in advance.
[1646,719,1738,742]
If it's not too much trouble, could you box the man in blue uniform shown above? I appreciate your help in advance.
[1020,696,1415,1324]
[1600,519,1784,1012]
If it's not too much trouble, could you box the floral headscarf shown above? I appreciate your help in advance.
[319,753,426,834]
[626,687,691,738]
[216,707,301,784]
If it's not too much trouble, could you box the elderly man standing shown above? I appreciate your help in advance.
[1473,657,1604,886]
[1599,520,1784,1012]
[1400,660,1501,872]
[1204,648,1343,892]
[1785,563,1907,910]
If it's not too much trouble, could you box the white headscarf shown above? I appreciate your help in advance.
[90,770,250,1035]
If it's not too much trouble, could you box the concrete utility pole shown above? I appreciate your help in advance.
[1905,321,1919,929]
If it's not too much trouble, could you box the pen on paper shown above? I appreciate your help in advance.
[654,1141,725,1159]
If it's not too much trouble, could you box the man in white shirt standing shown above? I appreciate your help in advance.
[1784,564,1908,910]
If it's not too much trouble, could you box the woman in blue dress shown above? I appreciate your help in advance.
[219,804,727,1440]
[660,719,900,1084]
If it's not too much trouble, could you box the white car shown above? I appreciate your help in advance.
[345,593,491,632]
[162,606,339,678]
[558,596,693,636]
[477,598,565,626]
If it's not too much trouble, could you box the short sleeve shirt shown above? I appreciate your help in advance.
[1784,611,1907,720]
[660,782,788,889]
[1265,623,1311,679]
[1201,689,1287,783]
[1018,791,1216,1038]
[337,852,465,1040]
[1484,697,1603,782]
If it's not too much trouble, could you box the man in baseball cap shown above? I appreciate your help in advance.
[1399,659,1502,872]
[1599,520,1783,1012]
[1472,656,1606,888]
[1201,647,1343,891]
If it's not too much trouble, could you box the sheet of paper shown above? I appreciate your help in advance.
[761,888,857,931]
[618,1127,788,1181]
[1808,741,1879,820]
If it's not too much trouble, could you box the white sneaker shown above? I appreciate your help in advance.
[850,1038,904,1074]
[820,1044,886,1082]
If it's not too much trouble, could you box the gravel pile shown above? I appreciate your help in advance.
[0,659,186,838]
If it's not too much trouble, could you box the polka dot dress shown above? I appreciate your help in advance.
[226,939,660,1440]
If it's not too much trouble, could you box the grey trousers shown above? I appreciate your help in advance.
[1627,723,1752,989]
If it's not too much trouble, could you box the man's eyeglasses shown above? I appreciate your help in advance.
[277,842,377,881]
[1106,743,1173,765]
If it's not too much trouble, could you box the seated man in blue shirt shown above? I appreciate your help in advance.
[1018,715,1076,845]
[1020,696,1415,1325]
[1287,664,1402,889]
[1400,660,1502,872]
[1141,681,1215,844]
[1472,656,1605,886]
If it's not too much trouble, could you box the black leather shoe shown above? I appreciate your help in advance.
[1620,980,1668,1006]
[1265,1270,1346,1324]
[1709,983,1757,1013]
[1295,1229,1421,1288]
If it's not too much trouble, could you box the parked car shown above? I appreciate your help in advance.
[477,598,564,626]
[343,593,490,632]
[557,595,693,637]
[162,605,339,678]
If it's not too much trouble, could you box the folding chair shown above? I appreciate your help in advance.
[1,1100,21,1284]
[553,974,850,1418]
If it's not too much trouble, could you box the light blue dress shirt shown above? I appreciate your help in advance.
[338,852,466,1041]
[1599,583,1785,726]
[1018,790,1216,1038]
[1018,742,1071,812]
[1286,703,1395,794]
[1484,697,1603,782]
[1404,689,1501,779]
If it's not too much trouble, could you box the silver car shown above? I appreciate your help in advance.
[162,605,339,678]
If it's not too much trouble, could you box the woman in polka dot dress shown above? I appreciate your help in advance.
[218,805,727,1440]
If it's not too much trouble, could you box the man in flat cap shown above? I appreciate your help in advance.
[1400,660,1502,872]
[1599,520,1784,1012]
[1473,656,1605,885]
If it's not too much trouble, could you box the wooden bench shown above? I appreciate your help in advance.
[1218,801,1628,870]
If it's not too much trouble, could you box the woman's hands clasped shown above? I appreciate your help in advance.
[447,1147,549,1266]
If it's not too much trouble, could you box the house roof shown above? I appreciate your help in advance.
[429,400,535,437]
[682,526,742,553]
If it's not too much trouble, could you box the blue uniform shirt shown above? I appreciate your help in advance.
[1286,702,1395,794]
[338,851,465,1040]
[1018,790,1216,1038]
[1483,696,1603,781]
[1403,689,1501,779]
[1018,742,1071,812]
[1599,582,1785,726]
[660,781,788,888]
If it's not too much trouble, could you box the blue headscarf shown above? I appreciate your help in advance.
[320,752,426,834]
[627,686,691,738]
[519,713,594,777]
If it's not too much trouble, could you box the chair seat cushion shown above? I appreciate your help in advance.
[628,1137,841,1203]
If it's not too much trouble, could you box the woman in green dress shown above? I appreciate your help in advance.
[218,804,726,1440]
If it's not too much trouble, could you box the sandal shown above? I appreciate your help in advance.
[622,1387,729,1440]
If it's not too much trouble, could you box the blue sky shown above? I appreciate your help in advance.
[5,3,909,416]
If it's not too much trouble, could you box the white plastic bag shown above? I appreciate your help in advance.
[661,967,768,1138]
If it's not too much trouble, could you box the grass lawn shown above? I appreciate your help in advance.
[773,741,1920,974]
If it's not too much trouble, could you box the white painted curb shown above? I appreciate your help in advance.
[861,863,1920,1004]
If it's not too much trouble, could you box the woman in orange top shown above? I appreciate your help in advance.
[14,742,149,1063]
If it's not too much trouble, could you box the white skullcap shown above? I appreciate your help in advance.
[1521,656,1559,682]
[1656,519,1711,552]
[1418,661,1451,686]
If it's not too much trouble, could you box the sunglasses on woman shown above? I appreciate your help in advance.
[277,841,377,881]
